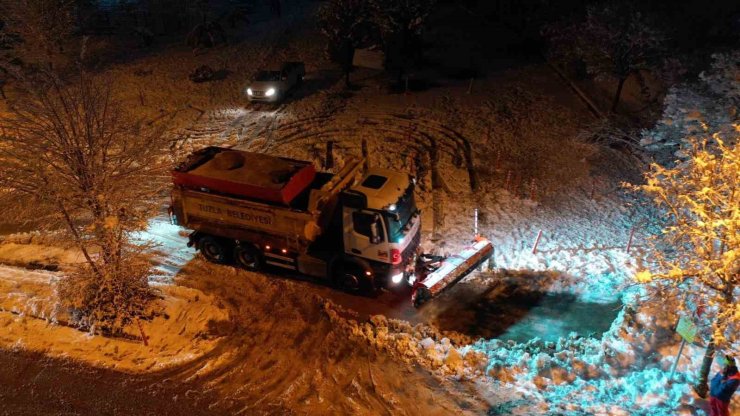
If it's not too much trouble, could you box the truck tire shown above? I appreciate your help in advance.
[234,244,262,271]
[198,236,231,264]
[332,261,375,295]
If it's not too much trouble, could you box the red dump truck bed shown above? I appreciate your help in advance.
[172,147,316,205]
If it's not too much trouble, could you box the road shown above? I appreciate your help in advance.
[0,252,493,416]
[0,349,220,416]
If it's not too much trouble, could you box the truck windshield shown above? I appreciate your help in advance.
[384,184,416,243]
[255,71,281,81]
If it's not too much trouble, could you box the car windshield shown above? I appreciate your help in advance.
[384,184,416,243]
[254,71,281,81]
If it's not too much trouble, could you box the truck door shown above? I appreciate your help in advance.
[343,208,390,263]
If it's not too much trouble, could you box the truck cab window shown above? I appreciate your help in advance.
[352,212,384,243]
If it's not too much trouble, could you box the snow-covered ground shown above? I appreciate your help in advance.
[0,264,229,372]
[0,1,736,414]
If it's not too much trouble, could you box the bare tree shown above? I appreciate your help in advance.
[0,71,171,333]
[317,0,373,87]
[370,0,436,82]
[0,0,77,67]
[544,1,665,112]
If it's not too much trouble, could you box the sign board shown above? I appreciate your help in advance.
[353,48,385,70]
[183,195,276,230]
[676,316,698,343]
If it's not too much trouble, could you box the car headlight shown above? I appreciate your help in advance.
[247,88,253,96]
[391,272,404,285]
[265,88,276,97]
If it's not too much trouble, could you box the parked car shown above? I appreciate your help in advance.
[246,62,305,103]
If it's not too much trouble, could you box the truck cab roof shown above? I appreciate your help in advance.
[351,168,411,211]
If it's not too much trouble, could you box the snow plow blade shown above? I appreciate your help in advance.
[411,238,493,307]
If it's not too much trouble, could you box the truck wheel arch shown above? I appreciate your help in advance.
[329,256,375,294]
[233,243,263,271]
[197,235,233,264]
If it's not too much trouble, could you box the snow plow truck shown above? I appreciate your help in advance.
[170,147,492,306]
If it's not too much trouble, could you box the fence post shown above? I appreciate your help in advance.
[532,230,543,254]
[325,141,334,169]
[136,318,149,346]
[626,227,636,253]
[590,178,596,200]
[361,138,368,172]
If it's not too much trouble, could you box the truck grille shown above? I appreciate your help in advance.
[401,227,421,263]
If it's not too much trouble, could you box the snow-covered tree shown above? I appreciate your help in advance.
[370,0,436,80]
[640,51,739,162]
[0,71,170,334]
[632,132,739,395]
[544,1,665,112]
[317,0,373,87]
[0,0,77,67]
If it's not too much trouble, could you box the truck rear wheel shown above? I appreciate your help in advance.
[198,236,231,264]
[234,244,262,271]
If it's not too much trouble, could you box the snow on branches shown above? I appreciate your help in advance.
[0,71,169,334]
[640,51,739,161]
[630,131,739,350]
[543,1,665,112]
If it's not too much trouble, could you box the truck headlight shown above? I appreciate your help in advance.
[247,88,253,96]
[265,88,276,97]
[391,272,404,285]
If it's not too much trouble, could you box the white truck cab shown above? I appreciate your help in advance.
[340,168,420,286]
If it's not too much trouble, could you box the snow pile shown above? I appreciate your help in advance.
[0,231,84,271]
[0,265,58,320]
[326,289,711,415]
[471,297,700,415]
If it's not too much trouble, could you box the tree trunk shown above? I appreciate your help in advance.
[611,76,627,113]
[694,341,715,398]
[343,40,353,89]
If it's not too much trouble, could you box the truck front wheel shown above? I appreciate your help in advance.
[234,244,262,271]
[198,236,231,264]
[332,262,376,295]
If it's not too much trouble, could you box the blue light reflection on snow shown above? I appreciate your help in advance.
[130,216,195,284]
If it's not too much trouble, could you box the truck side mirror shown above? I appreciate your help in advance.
[370,215,382,244]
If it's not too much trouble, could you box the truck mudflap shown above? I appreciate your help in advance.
[411,238,493,307]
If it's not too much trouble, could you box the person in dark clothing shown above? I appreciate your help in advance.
[709,355,740,416]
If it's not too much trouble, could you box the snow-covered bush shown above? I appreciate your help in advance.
[640,51,739,161]
[58,251,156,334]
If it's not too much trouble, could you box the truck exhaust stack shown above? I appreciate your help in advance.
[411,238,493,307]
